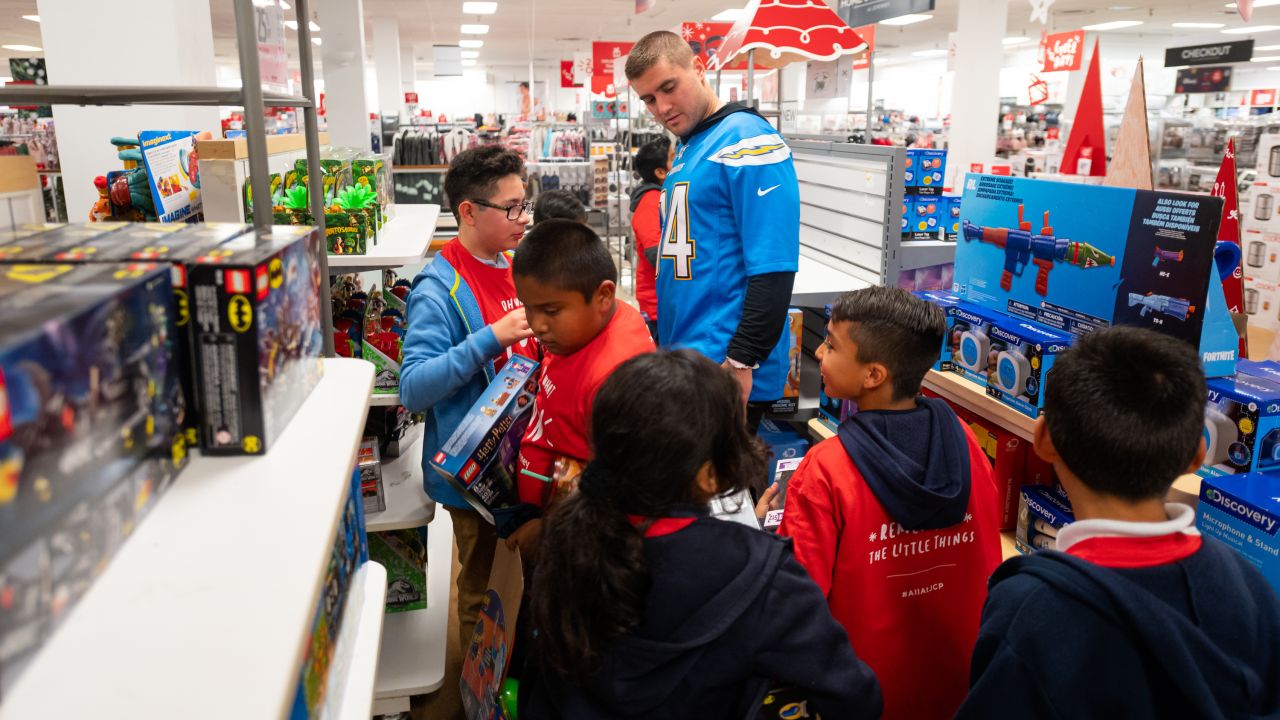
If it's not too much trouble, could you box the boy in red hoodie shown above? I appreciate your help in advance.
[501,219,655,553]
[779,286,1001,720]
[628,137,672,343]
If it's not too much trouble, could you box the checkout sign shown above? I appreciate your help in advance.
[1164,39,1254,67]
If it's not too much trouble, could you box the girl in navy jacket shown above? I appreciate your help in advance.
[522,350,882,719]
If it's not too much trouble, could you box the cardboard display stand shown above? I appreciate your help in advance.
[954,173,1238,377]
[461,544,523,720]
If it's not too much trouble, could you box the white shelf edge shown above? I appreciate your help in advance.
[328,204,440,271]
[365,435,436,533]
[374,508,450,699]
[323,561,388,720]
[369,392,400,407]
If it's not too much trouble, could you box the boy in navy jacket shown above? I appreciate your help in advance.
[958,327,1280,719]
[399,146,536,698]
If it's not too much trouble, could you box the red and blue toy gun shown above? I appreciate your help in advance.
[961,204,1116,296]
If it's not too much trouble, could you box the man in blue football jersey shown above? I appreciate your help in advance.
[625,31,799,423]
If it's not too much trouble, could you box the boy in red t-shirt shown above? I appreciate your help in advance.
[779,287,1001,720]
[629,137,672,343]
[502,219,655,553]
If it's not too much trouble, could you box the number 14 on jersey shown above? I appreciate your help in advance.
[660,182,695,280]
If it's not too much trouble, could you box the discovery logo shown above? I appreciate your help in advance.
[1205,486,1279,535]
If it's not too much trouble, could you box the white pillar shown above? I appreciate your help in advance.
[945,0,1009,190]
[37,0,219,221]
[372,18,403,120]
[401,45,417,94]
[316,0,371,150]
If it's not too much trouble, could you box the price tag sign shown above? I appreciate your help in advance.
[255,1,289,93]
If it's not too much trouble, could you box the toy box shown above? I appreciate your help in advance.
[944,195,962,238]
[1245,276,1280,329]
[1015,485,1075,554]
[0,263,179,692]
[960,408,1030,530]
[1238,359,1280,386]
[906,149,947,188]
[0,222,130,262]
[946,301,1005,386]
[369,527,428,613]
[955,175,1237,377]
[913,289,961,371]
[189,225,326,455]
[901,196,914,236]
[984,317,1071,419]
[358,438,385,513]
[429,356,540,522]
[1201,373,1280,477]
[909,192,943,239]
[768,309,804,415]
[1196,472,1280,595]
[1242,234,1280,283]
[0,223,60,248]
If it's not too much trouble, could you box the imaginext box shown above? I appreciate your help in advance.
[1200,373,1280,477]
[913,289,961,371]
[429,355,540,522]
[189,225,326,455]
[1196,472,1280,595]
[984,318,1071,419]
[1016,485,1075,554]
[946,301,1005,385]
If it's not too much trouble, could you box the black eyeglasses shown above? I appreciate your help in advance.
[469,198,534,221]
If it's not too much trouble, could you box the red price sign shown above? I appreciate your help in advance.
[1041,30,1085,72]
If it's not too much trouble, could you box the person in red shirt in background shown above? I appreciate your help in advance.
[629,137,673,343]
[500,219,655,553]
[779,286,1001,720]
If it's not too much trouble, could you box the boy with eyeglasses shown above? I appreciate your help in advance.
[400,145,537,700]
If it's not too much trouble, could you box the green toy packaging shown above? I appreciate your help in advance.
[368,527,428,613]
[325,211,366,255]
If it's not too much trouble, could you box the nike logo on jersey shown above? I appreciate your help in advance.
[757,185,781,197]
[708,133,792,167]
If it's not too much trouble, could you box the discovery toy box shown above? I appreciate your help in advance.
[984,317,1072,419]
[189,225,326,455]
[1200,373,1280,478]
[1015,485,1075,554]
[946,301,1005,386]
[0,262,180,693]
[944,195,962,238]
[913,289,961,371]
[955,174,1237,377]
[429,355,540,522]
[1196,472,1280,595]
[905,149,947,188]
[909,192,943,239]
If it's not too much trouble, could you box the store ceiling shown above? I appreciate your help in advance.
[0,0,1275,79]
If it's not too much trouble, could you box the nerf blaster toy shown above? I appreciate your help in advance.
[1128,292,1196,321]
[1153,246,1184,268]
[962,204,1115,296]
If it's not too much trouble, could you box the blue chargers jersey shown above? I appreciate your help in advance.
[658,108,800,402]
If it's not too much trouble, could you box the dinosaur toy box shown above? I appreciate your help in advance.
[954,174,1236,377]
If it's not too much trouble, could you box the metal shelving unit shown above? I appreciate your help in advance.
[0,0,334,355]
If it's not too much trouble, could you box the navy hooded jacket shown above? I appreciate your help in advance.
[521,514,883,719]
[957,538,1280,719]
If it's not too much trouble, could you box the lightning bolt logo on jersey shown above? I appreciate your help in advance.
[658,107,800,402]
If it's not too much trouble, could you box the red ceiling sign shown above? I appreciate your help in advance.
[1042,30,1085,72]
[1252,88,1277,107]
[851,24,876,70]
[561,60,581,88]
[591,75,617,98]
[592,42,634,81]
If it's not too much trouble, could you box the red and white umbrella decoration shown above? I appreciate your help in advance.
[708,0,868,71]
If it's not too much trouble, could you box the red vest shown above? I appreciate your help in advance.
[780,424,1002,720]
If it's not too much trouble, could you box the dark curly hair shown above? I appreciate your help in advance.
[531,349,766,680]
[443,145,525,222]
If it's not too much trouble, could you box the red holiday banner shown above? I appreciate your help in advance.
[680,22,768,70]
[1041,30,1085,72]
[1212,139,1245,321]
[591,75,617,98]
[1060,40,1106,177]
[592,42,635,81]
[560,60,581,88]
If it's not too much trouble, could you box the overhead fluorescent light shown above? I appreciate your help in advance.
[1259,44,1280,50]
[461,50,479,58]
[461,24,489,34]
[712,8,745,21]
[462,59,478,66]
[1081,20,1143,31]
[1224,24,1280,33]
[1002,36,1031,46]
[0,77,12,83]
[1252,55,1280,61]
[1173,22,1225,28]
[309,20,320,31]
[1,44,42,52]
[312,37,321,45]
[459,39,484,48]
[462,1,498,13]
[284,19,297,29]
[1226,0,1280,6]
[279,1,290,9]
[880,13,931,26]
[21,15,38,22]
[911,49,948,57]
[1269,66,1280,70]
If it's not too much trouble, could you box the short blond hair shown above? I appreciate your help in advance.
[625,31,695,80]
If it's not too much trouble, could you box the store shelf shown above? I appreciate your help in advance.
[370,392,401,407]
[922,370,1036,441]
[373,506,451,712]
[899,238,956,271]
[1000,531,1018,561]
[0,358,374,719]
[0,85,312,107]
[809,417,836,441]
[328,204,441,273]
[791,254,873,307]
[366,436,436,533]
[323,561,388,720]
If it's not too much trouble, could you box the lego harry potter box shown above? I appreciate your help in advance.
[190,225,325,455]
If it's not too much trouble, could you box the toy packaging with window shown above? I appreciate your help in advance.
[1200,373,1280,478]
[955,174,1237,377]
[912,289,961,371]
[189,225,326,455]
[358,438,385,513]
[984,317,1072,419]
[429,355,540,523]
[1196,472,1280,595]
[946,300,1005,386]
[1016,485,1075,555]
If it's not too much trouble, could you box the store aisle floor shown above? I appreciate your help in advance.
[412,536,465,720]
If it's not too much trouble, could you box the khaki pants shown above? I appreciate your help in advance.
[449,505,498,654]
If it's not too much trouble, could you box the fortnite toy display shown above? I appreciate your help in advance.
[189,225,326,455]
[1200,373,1280,478]
[1197,472,1280,596]
[0,263,180,695]
[955,174,1237,377]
